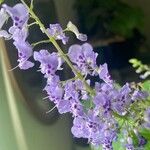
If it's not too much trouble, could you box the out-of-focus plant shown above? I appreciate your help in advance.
[130,58,150,149]
[129,58,150,79]
[75,0,144,39]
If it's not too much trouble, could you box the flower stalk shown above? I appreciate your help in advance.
[20,0,95,96]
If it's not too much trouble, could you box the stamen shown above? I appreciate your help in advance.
[46,105,57,114]
[42,96,49,100]
[8,64,19,71]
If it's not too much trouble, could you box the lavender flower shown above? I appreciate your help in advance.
[138,136,147,147]
[11,27,28,42]
[0,8,8,29]
[125,137,135,150]
[34,50,63,77]
[144,108,150,122]
[47,23,69,44]
[13,40,34,69]
[0,3,29,40]
[94,93,111,116]
[68,43,98,75]
[98,63,113,86]
[102,137,113,150]
[0,8,10,38]
[131,90,149,102]
[2,3,29,29]
[63,80,84,116]
[71,116,89,138]
[44,76,63,104]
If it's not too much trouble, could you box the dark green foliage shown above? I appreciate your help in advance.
[75,0,144,38]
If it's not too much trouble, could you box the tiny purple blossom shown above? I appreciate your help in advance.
[68,43,98,75]
[34,50,62,77]
[0,8,10,38]
[131,90,149,102]
[144,108,150,122]
[47,23,69,44]
[13,40,34,69]
[138,136,147,147]
[98,63,113,86]
[11,27,28,42]
[2,3,29,29]
[44,76,64,104]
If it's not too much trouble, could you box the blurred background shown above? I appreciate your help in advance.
[0,0,150,150]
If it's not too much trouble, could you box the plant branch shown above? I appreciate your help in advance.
[20,0,95,96]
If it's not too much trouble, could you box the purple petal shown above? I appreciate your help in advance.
[18,60,34,70]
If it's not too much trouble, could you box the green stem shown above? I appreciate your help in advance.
[20,0,95,96]
[31,39,50,47]
[28,21,37,27]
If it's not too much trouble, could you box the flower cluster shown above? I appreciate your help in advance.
[1,1,150,150]
[0,3,34,69]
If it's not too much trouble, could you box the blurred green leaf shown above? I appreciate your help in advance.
[145,142,150,150]
[113,134,124,150]
[0,0,4,4]
[139,128,150,140]
[141,80,150,93]
[130,130,139,146]
[139,128,150,149]
[81,99,94,110]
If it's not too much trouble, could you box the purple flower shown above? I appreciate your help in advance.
[71,116,90,138]
[111,83,131,115]
[0,3,29,40]
[2,3,29,29]
[125,144,134,150]
[138,136,147,147]
[131,90,148,102]
[62,80,84,116]
[47,23,69,44]
[64,81,79,100]
[13,40,34,69]
[94,93,111,116]
[44,76,64,104]
[98,63,113,86]
[34,50,63,78]
[0,8,10,38]
[0,8,8,29]
[68,43,98,75]
[11,27,28,42]
[57,100,71,114]
[144,108,150,122]
[102,137,113,150]
[125,137,134,150]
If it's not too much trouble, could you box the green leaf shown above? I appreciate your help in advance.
[81,99,94,110]
[139,128,150,140]
[0,0,4,4]
[113,134,124,150]
[130,130,138,146]
[139,128,150,149]
[145,141,150,150]
[141,80,150,93]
